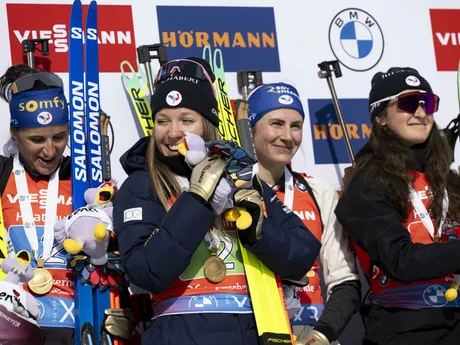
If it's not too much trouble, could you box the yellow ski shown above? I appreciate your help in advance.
[203,45,293,345]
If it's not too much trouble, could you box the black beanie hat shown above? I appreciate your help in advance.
[368,67,433,119]
[150,56,219,127]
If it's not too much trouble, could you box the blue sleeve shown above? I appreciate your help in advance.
[241,181,321,281]
[113,171,215,294]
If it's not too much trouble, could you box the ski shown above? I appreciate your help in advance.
[69,1,95,344]
[85,2,112,344]
[203,46,294,345]
[120,59,153,137]
[120,44,167,138]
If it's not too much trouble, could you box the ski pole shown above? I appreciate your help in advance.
[318,61,356,166]
[234,68,295,344]
[136,44,168,97]
[100,111,135,345]
[22,39,49,69]
[100,111,112,181]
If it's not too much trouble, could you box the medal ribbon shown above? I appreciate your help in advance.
[408,184,448,241]
[13,154,60,264]
[282,166,294,210]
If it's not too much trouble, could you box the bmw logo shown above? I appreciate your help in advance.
[379,275,389,286]
[423,285,448,307]
[296,182,307,192]
[329,8,384,71]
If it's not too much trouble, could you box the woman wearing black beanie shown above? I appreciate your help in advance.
[112,57,321,345]
[336,67,460,345]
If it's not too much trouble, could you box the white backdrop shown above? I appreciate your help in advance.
[0,0,459,190]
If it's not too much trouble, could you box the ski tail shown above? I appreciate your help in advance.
[120,60,154,137]
[203,46,294,345]
[69,1,95,344]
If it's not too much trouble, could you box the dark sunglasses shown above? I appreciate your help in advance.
[370,91,440,115]
[11,72,63,94]
[153,59,216,96]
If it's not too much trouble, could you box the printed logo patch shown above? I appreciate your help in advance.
[278,95,293,105]
[124,207,142,222]
[166,90,182,106]
[37,111,53,125]
[423,285,448,307]
[405,76,420,87]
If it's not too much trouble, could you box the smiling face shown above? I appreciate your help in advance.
[376,89,434,146]
[252,108,303,169]
[11,124,69,175]
[153,107,205,156]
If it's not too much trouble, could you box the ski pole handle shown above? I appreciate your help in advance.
[136,44,168,97]
[237,70,263,100]
[22,39,50,69]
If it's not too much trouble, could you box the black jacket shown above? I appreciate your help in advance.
[335,146,460,344]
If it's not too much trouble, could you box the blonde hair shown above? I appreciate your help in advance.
[147,116,219,210]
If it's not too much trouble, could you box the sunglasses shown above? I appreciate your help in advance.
[370,91,440,115]
[11,72,63,94]
[153,59,216,96]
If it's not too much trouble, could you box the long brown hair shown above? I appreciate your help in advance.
[348,117,460,226]
[147,116,219,210]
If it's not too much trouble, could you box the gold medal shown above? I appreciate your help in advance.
[204,254,227,283]
[28,258,53,295]
[434,234,440,243]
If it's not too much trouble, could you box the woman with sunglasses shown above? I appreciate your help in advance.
[113,57,321,345]
[0,64,75,344]
[247,83,361,345]
[336,67,460,345]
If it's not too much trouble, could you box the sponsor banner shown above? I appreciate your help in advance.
[329,8,384,72]
[156,6,280,72]
[430,9,460,72]
[7,4,136,72]
[308,98,370,164]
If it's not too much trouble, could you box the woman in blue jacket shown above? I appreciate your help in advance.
[113,57,321,345]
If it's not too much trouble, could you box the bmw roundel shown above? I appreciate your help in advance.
[329,8,384,72]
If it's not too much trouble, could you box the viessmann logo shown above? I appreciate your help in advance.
[430,9,460,71]
[6,4,137,72]
[156,6,280,72]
